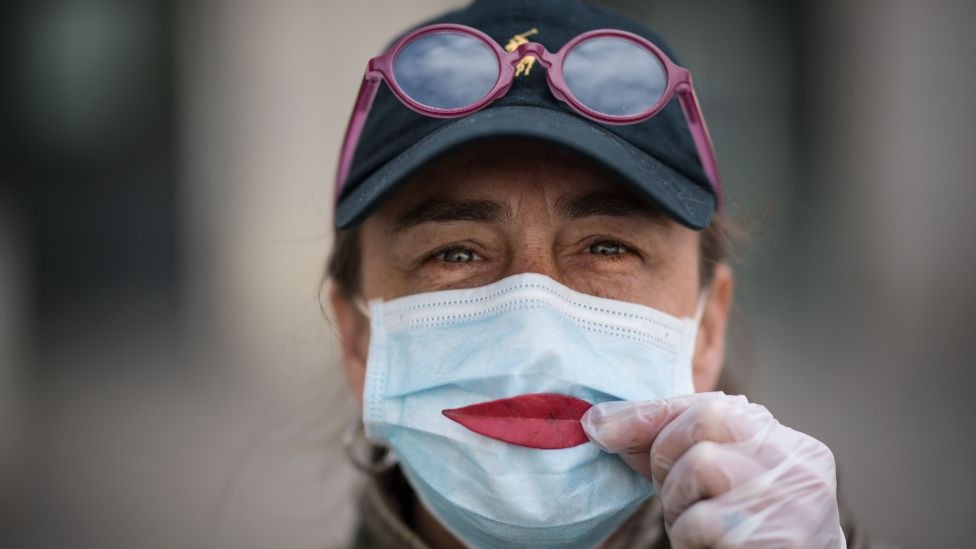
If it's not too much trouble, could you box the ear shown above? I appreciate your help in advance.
[329,284,370,406]
[692,263,734,392]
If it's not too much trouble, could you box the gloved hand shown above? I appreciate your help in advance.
[581,392,845,548]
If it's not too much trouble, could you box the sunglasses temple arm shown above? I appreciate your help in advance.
[335,73,383,202]
[677,84,723,209]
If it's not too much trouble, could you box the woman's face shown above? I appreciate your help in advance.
[331,142,733,399]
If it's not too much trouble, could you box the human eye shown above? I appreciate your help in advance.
[587,240,628,257]
[566,235,645,274]
[395,228,500,290]
[431,245,483,264]
[419,242,495,286]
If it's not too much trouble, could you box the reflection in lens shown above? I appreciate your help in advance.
[394,31,499,110]
[563,37,666,117]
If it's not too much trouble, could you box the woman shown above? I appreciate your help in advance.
[327,1,858,546]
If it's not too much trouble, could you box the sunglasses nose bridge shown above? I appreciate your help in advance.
[512,42,552,68]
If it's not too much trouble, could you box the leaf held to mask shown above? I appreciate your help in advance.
[442,393,593,449]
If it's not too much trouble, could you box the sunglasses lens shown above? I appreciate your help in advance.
[394,31,499,111]
[563,36,667,118]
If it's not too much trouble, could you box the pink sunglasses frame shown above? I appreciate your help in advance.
[335,23,722,207]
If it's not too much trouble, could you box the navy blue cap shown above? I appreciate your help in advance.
[335,0,717,230]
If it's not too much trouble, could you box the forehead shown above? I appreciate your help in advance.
[373,140,666,223]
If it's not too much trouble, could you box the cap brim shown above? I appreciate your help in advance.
[335,105,716,230]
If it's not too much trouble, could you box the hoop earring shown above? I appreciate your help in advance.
[343,418,398,474]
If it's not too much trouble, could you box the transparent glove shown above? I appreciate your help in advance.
[582,392,845,548]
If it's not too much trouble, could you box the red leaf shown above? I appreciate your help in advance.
[442,393,593,449]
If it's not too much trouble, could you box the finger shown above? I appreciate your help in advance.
[659,441,764,526]
[582,394,721,480]
[581,392,726,454]
[666,498,735,549]
[650,395,767,486]
[668,487,837,549]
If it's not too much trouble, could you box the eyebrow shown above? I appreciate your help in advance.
[555,191,668,225]
[393,198,512,231]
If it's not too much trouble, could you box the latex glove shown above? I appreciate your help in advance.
[582,392,845,548]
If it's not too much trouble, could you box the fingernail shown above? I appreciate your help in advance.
[581,400,663,453]
[581,417,620,452]
[581,407,607,451]
[583,400,638,425]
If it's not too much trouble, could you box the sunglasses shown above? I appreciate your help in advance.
[335,23,722,205]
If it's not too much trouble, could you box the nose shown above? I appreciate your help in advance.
[502,237,567,286]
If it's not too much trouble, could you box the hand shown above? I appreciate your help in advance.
[581,392,845,548]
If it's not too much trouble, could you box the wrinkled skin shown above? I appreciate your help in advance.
[331,142,842,548]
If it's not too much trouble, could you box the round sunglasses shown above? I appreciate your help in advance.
[335,23,722,204]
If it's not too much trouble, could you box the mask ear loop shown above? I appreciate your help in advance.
[693,288,711,325]
[353,297,371,319]
[343,419,399,474]
[342,297,397,474]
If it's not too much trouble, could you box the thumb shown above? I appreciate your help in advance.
[581,392,725,479]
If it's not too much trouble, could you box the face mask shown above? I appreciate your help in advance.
[361,273,702,548]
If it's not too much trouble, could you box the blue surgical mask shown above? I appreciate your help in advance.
[362,273,702,548]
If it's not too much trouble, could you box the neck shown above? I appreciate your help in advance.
[411,494,465,549]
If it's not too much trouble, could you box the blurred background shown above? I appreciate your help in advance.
[1,0,974,547]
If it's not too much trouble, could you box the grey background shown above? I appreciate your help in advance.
[1,0,974,547]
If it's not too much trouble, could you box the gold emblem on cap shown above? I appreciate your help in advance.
[505,28,539,76]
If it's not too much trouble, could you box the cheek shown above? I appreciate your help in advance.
[360,260,391,301]
[654,231,704,312]
[565,273,649,302]
[358,224,405,301]
[567,249,700,316]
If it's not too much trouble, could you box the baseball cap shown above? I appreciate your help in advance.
[334,0,718,230]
